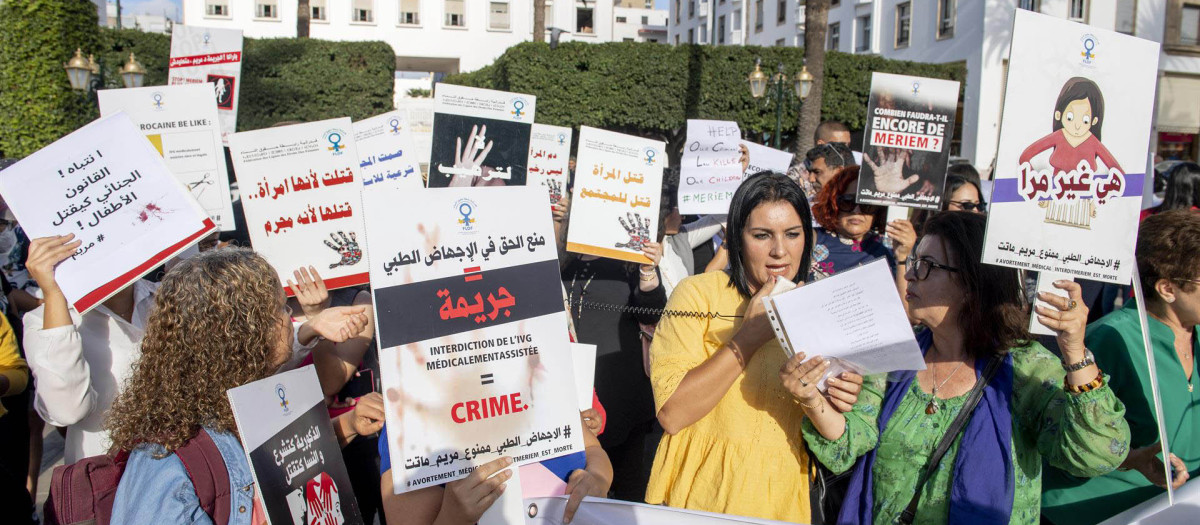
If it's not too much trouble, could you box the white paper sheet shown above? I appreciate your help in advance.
[571,343,597,411]
[1029,272,1074,336]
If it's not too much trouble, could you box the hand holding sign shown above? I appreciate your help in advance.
[440,456,514,525]
[26,235,83,300]
[865,149,917,194]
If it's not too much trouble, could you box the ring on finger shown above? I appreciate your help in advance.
[799,379,809,387]
[1067,299,1078,310]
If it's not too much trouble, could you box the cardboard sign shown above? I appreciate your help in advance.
[679,120,743,214]
[354,110,423,190]
[167,25,243,145]
[527,124,573,205]
[428,84,536,188]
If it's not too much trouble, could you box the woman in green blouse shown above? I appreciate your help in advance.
[1042,209,1199,524]
[782,211,1130,525]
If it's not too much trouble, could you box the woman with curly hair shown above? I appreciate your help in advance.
[105,248,382,524]
[808,166,901,282]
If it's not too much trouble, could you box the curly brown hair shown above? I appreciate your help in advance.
[811,165,887,233]
[1137,209,1200,300]
[106,248,290,453]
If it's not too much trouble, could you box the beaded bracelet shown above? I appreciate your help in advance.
[728,344,746,368]
[1064,370,1105,394]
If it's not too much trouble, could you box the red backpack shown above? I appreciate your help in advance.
[43,430,232,525]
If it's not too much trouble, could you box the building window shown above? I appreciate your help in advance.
[1115,0,1135,34]
[642,15,648,24]
[255,1,278,18]
[616,16,627,23]
[828,22,840,50]
[205,1,228,16]
[776,38,785,46]
[688,28,694,43]
[718,15,726,44]
[734,8,741,30]
[831,0,840,6]
[675,34,680,44]
[1068,0,1087,21]
[489,2,510,29]
[399,0,420,25]
[352,0,374,23]
[577,4,594,33]
[856,15,871,52]
[1018,0,1040,11]
[689,0,695,18]
[777,0,786,23]
[624,37,635,41]
[755,0,764,32]
[675,0,681,24]
[1183,5,1200,46]
[311,0,327,21]
[543,0,555,29]
[895,2,910,48]
[445,0,465,27]
[936,0,955,39]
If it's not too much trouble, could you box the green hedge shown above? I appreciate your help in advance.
[0,0,101,158]
[444,42,966,146]
[98,28,172,90]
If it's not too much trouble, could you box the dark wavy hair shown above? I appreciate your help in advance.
[922,212,1031,358]
[1161,162,1200,212]
[726,171,815,297]
[811,165,886,233]
[1137,209,1200,301]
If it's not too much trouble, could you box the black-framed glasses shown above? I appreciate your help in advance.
[837,195,879,214]
[906,255,960,280]
[948,200,987,212]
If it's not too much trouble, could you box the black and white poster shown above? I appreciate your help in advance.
[427,84,535,188]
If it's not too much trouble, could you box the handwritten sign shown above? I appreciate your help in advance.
[741,140,794,176]
[565,126,665,264]
[228,365,364,525]
[981,11,1160,284]
[229,118,369,292]
[98,84,236,231]
[167,25,242,145]
[855,73,959,210]
[527,124,573,205]
[679,120,743,214]
[354,110,423,190]
[363,185,583,493]
[428,84,536,188]
[0,113,213,313]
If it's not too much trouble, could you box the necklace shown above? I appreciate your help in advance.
[925,360,967,415]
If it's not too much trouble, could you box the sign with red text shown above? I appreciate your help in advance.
[0,113,214,313]
[981,11,1159,284]
[856,73,959,210]
[364,185,583,493]
[229,118,369,292]
[679,120,743,214]
[527,124,572,205]
[167,25,242,145]
[565,127,665,264]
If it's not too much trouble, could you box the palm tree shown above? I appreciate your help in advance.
[298,0,311,38]
[533,0,546,42]
[796,0,830,154]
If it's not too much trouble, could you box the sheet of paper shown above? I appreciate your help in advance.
[766,259,925,387]
[679,120,742,214]
[528,124,573,205]
[428,84,535,188]
[478,467,525,525]
[167,25,243,145]
[571,343,597,411]
[354,110,424,190]
[1029,272,1074,336]
[524,496,798,524]
[740,140,794,175]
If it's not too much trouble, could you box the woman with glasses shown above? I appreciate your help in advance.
[808,166,899,281]
[788,211,1129,525]
[1042,210,1200,524]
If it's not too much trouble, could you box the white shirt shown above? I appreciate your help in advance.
[24,280,158,464]
[660,215,725,297]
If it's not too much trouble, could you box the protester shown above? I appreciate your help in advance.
[802,142,857,201]
[1041,209,1199,524]
[794,211,1130,525]
[1141,161,1200,219]
[809,166,899,281]
[104,249,383,524]
[815,121,853,146]
[645,172,864,522]
[0,313,31,522]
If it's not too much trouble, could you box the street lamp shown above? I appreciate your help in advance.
[64,48,92,91]
[119,52,147,88]
[748,58,813,149]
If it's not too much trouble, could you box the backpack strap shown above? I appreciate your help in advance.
[175,430,233,525]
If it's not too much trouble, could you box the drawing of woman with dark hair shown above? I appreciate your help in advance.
[1018,77,1124,175]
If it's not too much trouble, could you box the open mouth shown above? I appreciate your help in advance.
[765,264,790,276]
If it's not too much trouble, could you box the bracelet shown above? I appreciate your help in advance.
[639,267,657,276]
[799,398,821,410]
[639,274,657,282]
[727,343,746,368]
[1064,369,1105,394]
[1062,349,1096,372]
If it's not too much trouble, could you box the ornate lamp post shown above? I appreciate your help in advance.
[748,58,814,149]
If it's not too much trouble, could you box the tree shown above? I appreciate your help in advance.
[796,0,830,154]
[297,0,311,37]
[533,0,545,43]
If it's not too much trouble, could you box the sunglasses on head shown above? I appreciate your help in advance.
[836,195,879,214]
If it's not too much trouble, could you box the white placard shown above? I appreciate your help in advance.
[740,140,794,175]
[394,98,434,174]
[524,496,799,524]
[428,84,536,188]
[571,343,597,412]
[565,126,665,265]
[354,110,423,190]
[528,124,573,205]
[679,120,743,214]
[229,118,369,292]
[98,84,235,231]
[167,25,243,145]
[1029,272,1074,336]
[0,114,213,313]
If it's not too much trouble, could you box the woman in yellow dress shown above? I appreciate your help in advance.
[645,171,864,522]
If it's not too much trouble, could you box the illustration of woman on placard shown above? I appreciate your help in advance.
[1018,77,1123,176]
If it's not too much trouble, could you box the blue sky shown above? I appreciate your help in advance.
[120,0,670,23]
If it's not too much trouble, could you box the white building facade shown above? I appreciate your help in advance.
[668,0,806,46]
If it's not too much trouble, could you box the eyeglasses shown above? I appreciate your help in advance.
[837,195,879,214]
[906,255,960,280]
[948,200,987,212]
[1173,277,1200,285]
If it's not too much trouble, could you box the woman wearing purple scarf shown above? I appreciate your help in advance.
[781,212,1130,524]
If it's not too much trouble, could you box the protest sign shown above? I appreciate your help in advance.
[428,84,535,188]
[981,11,1159,284]
[167,25,242,145]
[363,185,583,493]
[528,124,573,205]
[0,113,213,313]
[856,73,959,210]
[98,84,235,231]
[354,110,423,190]
[679,120,743,214]
[228,365,363,525]
[395,98,434,177]
[740,140,794,176]
[524,496,797,525]
[229,118,369,292]
[565,127,665,265]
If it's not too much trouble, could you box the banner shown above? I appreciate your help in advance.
[856,73,959,210]
[527,124,573,205]
[981,11,1160,284]
[741,140,794,176]
[364,185,583,493]
[0,114,213,313]
[227,365,363,525]
[167,25,243,145]
[679,120,743,214]
[98,84,235,231]
[229,118,369,292]
[428,84,535,188]
[564,126,665,265]
[354,110,423,190]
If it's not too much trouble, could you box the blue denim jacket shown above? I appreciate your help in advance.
[111,428,256,525]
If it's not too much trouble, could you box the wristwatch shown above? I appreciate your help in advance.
[1062,349,1096,372]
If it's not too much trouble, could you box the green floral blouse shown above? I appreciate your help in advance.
[802,342,1130,525]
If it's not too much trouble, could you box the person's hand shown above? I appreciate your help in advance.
[26,235,82,298]
[1129,442,1190,490]
[780,352,830,407]
[562,468,606,524]
[885,219,917,261]
[738,143,750,175]
[865,150,917,194]
[448,124,494,187]
[1035,280,1089,362]
[581,408,603,435]
[307,305,370,343]
[287,266,331,318]
[640,241,662,271]
[730,276,780,361]
[552,201,569,224]
[349,392,384,438]
[824,371,863,413]
[439,456,513,525]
